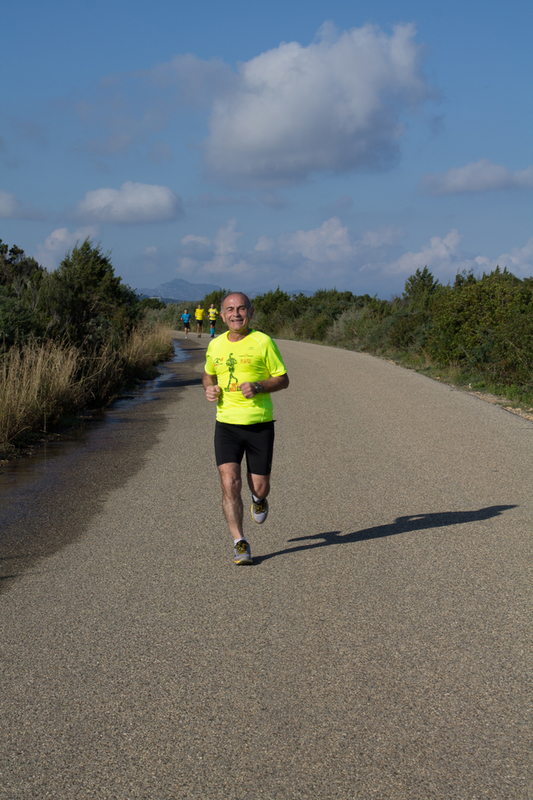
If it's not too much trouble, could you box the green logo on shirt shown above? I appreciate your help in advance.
[225,353,239,390]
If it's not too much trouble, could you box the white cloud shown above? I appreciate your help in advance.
[359,226,404,248]
[76,181,183,223]
[181,234,211,247]
[0,189,42,220]
[255,235,276,252]
[175,217,409,290]
[421,159,533,194]
[178,219,247,277]
[36,226,99,270]
[280,217,356,263]
[273,218,406,286]
[277,219,403,265]
[213,218,243,261]
[170,209,533,296]
[0,190,25,218]
[491,238,533,276]
[361,229,533,285]
[77,23,433,186]
[204,22,435,188]
[357,230,533,296]
[373,229,465,277]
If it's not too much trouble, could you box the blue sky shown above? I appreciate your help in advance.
[2,0,532,298]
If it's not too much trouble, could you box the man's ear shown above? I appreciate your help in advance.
[249,306,254,318]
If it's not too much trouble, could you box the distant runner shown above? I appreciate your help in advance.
[203,292,289,565]
[181,309,191,338]
[195,304,205,337]
[208,303,219,338]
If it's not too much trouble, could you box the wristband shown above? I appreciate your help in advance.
[254,382,262,394]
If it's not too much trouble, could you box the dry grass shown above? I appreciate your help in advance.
[0,326,174,455]
[0,340,86,447]
[122,324,175,374]
[272,323,298,341]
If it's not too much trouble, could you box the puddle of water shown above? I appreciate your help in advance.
[111,338,190,408]
[0,340,190,513]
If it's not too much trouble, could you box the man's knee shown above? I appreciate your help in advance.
[219,466,242,498]
[249,473,270,499]
[224,476,242,498]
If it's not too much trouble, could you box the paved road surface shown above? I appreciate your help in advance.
[1,335,532,799]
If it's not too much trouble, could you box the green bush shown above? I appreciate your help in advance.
[38,239,142,348]
[428,269,533,378]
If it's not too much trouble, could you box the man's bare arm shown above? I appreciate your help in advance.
[203,372,221,402]
[240,373,289,399]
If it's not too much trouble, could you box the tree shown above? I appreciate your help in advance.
[428,268,533,384]
[0,293,45,349]
[140,297,166,311]
[202,288,231,312]
[253,287,294,317]
[39,239,141,347]
[0,241,46,348]
[0,240,43,288]
[403,267,441,309]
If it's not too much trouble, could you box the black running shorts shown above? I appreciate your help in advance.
[214,420,275,475]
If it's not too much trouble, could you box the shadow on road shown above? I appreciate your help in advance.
[253,505,517,564]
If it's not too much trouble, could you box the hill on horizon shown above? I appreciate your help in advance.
[136,277,221,301]
[136,277,317,303]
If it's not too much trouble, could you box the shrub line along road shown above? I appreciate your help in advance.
[1,335,532,799]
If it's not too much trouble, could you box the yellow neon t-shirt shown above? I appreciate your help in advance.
[208,308,219,321]
[204,330,287,424]
[195,308,205,320]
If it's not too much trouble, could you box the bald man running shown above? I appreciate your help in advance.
[202,292,289,564]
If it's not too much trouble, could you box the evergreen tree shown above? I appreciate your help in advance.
[38,239,141,347]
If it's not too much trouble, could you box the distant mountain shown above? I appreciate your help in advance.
[136,277,221,302]
[136,278,316,303]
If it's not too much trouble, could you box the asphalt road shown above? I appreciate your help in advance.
[1,334,532,800]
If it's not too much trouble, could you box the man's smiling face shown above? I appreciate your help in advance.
[220,293,254,336]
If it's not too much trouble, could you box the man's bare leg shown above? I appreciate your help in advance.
[248,472,270,523]
[218,462,245,540]
[247,472,270,502]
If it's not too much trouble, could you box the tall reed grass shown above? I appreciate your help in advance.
[0,325,174,456]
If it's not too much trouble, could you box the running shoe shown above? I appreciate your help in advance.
[233,539,253,565]
[251,497,269,524]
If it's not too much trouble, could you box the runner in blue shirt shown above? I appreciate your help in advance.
[181,309,191,339]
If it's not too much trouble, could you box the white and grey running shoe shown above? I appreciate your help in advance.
[233,539,253,565]
[251,497,269,524]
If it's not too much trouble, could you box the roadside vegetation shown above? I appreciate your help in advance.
[3,234,532,458]
[0,238,174,458]
[249,268,533,407]
[173,268,532,410]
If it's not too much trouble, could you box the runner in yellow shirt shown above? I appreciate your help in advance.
[195,304,205,337]
[207,303,219,338]
[203,292,289,564]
